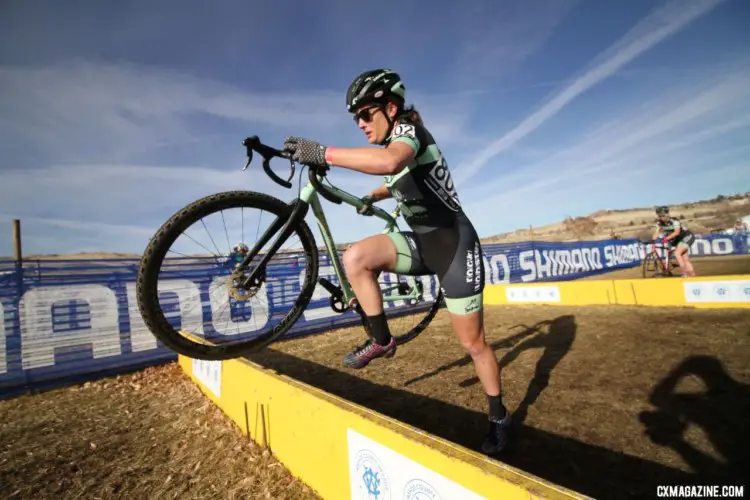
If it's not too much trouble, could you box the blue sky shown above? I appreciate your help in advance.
[1,0,749,256]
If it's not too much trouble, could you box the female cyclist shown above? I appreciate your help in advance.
[282,69,510,455]
[652,206,697,277]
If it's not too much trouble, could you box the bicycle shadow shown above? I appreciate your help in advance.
[638,355,750,481]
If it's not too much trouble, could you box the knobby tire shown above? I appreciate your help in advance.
[136,190,319,360]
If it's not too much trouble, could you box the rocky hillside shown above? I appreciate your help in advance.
[480,193,750,244]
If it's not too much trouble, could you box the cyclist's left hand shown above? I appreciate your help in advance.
[357,195,374,216]
[283,136,328,167]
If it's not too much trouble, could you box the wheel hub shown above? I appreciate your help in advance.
[228,266,265,301]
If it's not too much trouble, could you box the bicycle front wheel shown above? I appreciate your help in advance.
[136,190,319,360]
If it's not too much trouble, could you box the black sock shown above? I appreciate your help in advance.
[487,394,507,421]
[367,312,392,346]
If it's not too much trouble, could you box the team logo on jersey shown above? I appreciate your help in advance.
[425,153,461,212]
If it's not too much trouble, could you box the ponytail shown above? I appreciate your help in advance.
[397,103,423,125]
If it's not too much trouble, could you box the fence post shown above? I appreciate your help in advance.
[12,219,22,265]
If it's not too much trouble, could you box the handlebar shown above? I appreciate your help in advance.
[637,239,671,251]
[242,136,295,188]
[241,136,342,205]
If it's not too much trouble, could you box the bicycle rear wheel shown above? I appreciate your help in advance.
[136,190,319,360]
[342,271,444,346]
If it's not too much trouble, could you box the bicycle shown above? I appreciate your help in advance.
[135,136,444,361]
[639,239,680,278]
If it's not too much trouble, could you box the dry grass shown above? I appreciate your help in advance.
[250,304,750,499]
[0,363,320,500]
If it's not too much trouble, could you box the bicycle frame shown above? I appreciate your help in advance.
[236,137,424,308]
[642,240,677,276]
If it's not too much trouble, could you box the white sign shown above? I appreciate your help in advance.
[683,280,750,303]
[347,428,485,500]
[506,285,561,303]
[192,358,221,397]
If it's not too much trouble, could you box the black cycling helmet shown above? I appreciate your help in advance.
[346,69,408,145]
[655,205,670,215]
[346,69,406,113]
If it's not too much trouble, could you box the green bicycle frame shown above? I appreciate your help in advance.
[238,171,424,307]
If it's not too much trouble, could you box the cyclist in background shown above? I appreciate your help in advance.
[224,243,249,269]
[652,206,696,277]
[282,69,510,456]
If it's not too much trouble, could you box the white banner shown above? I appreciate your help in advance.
[505,285,561,303]
[347,428,485,500]
[683,280,750,303]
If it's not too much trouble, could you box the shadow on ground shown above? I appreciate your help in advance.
[639,354,750,483]
[403,314,577,429]
[248,347,746,499]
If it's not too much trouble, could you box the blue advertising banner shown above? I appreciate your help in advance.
[1,232,747,398]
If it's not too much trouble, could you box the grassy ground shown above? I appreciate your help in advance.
[0,363,320,500]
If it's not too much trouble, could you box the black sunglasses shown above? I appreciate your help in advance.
[353,106,379,123]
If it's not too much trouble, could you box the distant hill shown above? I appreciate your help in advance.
[4,193,749,261]
[479,192,750,244]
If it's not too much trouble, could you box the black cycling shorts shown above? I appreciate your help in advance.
[386,212,483,315]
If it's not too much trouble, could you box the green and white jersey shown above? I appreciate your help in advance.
[656,217,691,236]
[383,119,462,233]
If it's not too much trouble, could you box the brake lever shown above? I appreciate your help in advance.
[241,136,256,171]
[286,160,296,183]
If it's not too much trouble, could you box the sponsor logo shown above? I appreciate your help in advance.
[404,479,442,500]
[464,297,480,314]
[464,244,483,292]
[473,242,482,292]
[353,449,391,500]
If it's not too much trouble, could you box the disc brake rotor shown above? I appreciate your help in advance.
[227,265,265,301]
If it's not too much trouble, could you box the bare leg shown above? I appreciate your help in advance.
[675,247,696,276]
[341,234,399,368]
[450,307,510,455]
[342,234,398,314]
[449,310,500,396]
